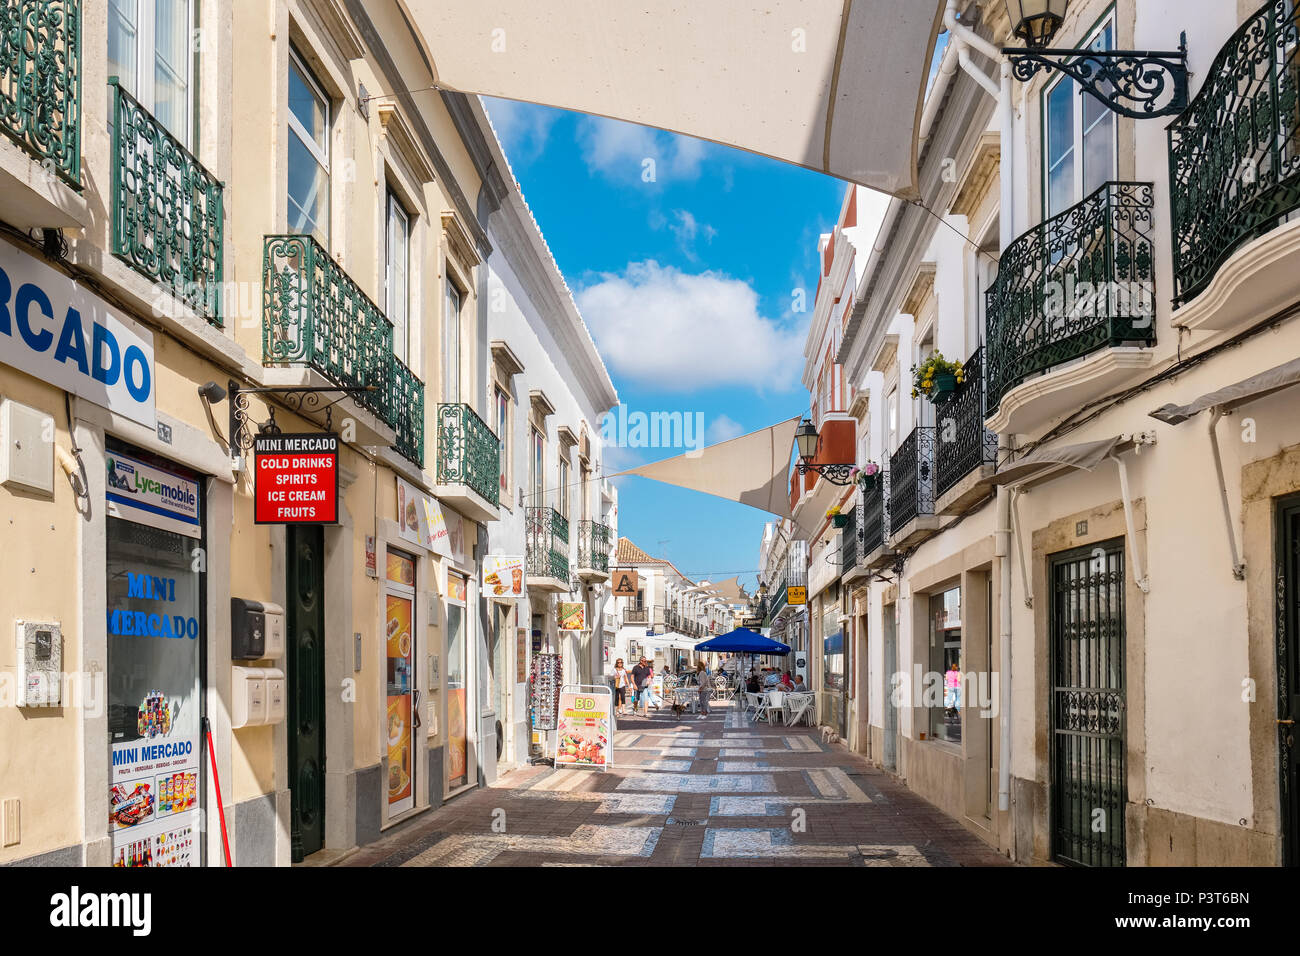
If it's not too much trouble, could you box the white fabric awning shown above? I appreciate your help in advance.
[612,417,801,519]
[1149,357,1300,425]
[405,0,945,197]
[981,435,1148,490]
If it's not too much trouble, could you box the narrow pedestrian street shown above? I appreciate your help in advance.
[345,701,1008,867]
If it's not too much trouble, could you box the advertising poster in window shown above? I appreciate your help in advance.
[483,554,525,597]
[386,589,414,813]
[446,571,468,788]
[106,449,202,868]
[554,689,612,769]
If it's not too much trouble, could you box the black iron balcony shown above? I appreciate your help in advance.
[577,519,610,573]
[986,181,1156,414]
[1169,1,1300,308]
[888,427,936,532]
[526,506,568,582]
[111,79,222,327]
[862,472,889,557]
[437,403,500,506]
[934,346,998,501]
[624,606,649,626]
[262,234,425,466]
[0,0,79,186]
[841,495,861,573]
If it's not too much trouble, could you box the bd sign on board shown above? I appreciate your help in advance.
[0,239,156,427]
[254,433,339,523]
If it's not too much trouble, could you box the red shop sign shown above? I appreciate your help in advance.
[254,432,339,524]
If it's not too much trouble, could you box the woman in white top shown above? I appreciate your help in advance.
[612,659,631,716]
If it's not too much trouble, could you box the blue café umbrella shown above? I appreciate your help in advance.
[694,628,791,655]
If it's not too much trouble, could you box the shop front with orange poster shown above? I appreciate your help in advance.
[445,568,470,792]
[385,551,417,816]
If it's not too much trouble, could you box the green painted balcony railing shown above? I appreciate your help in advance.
[389,357,423,468]
[111,79,223,327]
[0,0,80,185]
[1169,0,1300,308]
[985,181,1156,414]
[578,519,610,572]
[526,506,568,581]
[436,403,500,506]
[261,234,424,466]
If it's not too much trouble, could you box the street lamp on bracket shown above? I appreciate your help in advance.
[794,418,855,487]
[999,0,1188,120]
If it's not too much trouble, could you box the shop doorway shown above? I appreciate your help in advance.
[384,550,417,816]
[882,606,898,772]
[1049,540,1126,867]
[1276,495,1300,867]
[287,524,326,862]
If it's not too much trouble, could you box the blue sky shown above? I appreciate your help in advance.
[483,98,846,593]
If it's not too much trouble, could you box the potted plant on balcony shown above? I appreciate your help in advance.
[852,462,881,490]
[911,352,964,404]
[826,504,848,528]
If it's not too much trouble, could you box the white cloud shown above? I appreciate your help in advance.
[576,115,709,182]
[575,260,805,392]
[706,415,745,444]
[669,210,717,260]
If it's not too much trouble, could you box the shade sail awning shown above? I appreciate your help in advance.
[981,435,1148,490]
[405,0,945,197]
[1149,357,1300,425]
[611,417,801,519]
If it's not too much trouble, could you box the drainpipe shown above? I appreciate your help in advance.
[946,0,1015,818]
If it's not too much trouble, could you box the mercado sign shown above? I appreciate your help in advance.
[254,433,339,523]
[0,239,156,428]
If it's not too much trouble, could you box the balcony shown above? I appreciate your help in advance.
[623,606,650,626]
[435,403,500,521]
[262,234,425,467]
[841,495,873,585]
[576,519,611,582]
[526,506,569,592]
[888,427,938,547]
[0,0,79,187]
[985,182,1157,434]
[1168,1,1300,333]
[862,471,894,569]
[110,79,222,327]
[934,346,998,515]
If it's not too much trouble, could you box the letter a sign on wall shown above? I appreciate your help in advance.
[611,569,639,597]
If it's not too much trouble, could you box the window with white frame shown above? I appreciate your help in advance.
[887,386,898,454]
[495,386,511,502]
[1044,14,1116,218]
[287,48,330,245]
[443,280,463,404]
[108,0,195,146]
[557,455,570,519]
[529,425,544,506]
[386,191,411,364]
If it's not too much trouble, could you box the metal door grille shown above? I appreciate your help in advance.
[1050,541,1127,867]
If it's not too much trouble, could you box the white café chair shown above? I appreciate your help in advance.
[765,691,786,725]
[750,693,770,723]
[784,693,814,728]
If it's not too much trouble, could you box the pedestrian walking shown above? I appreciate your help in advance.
[696,661,711,716]
[612,659,631,716]
[631,658,652,716]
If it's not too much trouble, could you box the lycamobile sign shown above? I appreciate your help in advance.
[0,239,156,427]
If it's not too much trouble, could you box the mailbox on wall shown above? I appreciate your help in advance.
[231,598,285,660]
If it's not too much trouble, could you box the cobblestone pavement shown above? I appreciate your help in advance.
[345,701,1012,867]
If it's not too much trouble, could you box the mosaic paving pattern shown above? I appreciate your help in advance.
[345,700,1011,869]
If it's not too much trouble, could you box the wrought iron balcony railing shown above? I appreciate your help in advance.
[841,494,861,574]
[437,403,500,505]
[889,426,936,532]
[262,234,425,466]
[769,578,788,619]
[985,181,1156,414]
[624,606,649,625]
[111,79,223,327]
[526,506,569,581]
[390,358,423,468]
[862,470,889,555]
[1169,1,1300,308]
[577,519,610,572]
[0,0,79,185]
[934,346,999,500]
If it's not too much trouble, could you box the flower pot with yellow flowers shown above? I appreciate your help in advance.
[911,352,965,405]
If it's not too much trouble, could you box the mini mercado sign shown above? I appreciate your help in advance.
[0,239,156,428]
[254,433,339,523]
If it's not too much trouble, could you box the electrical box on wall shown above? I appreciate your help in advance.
[15,620,61,706]
[0,399,54,496]
[231,598,285,660]
[232,666,286,728]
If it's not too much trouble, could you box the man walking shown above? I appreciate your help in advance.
[631,657,652,716]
